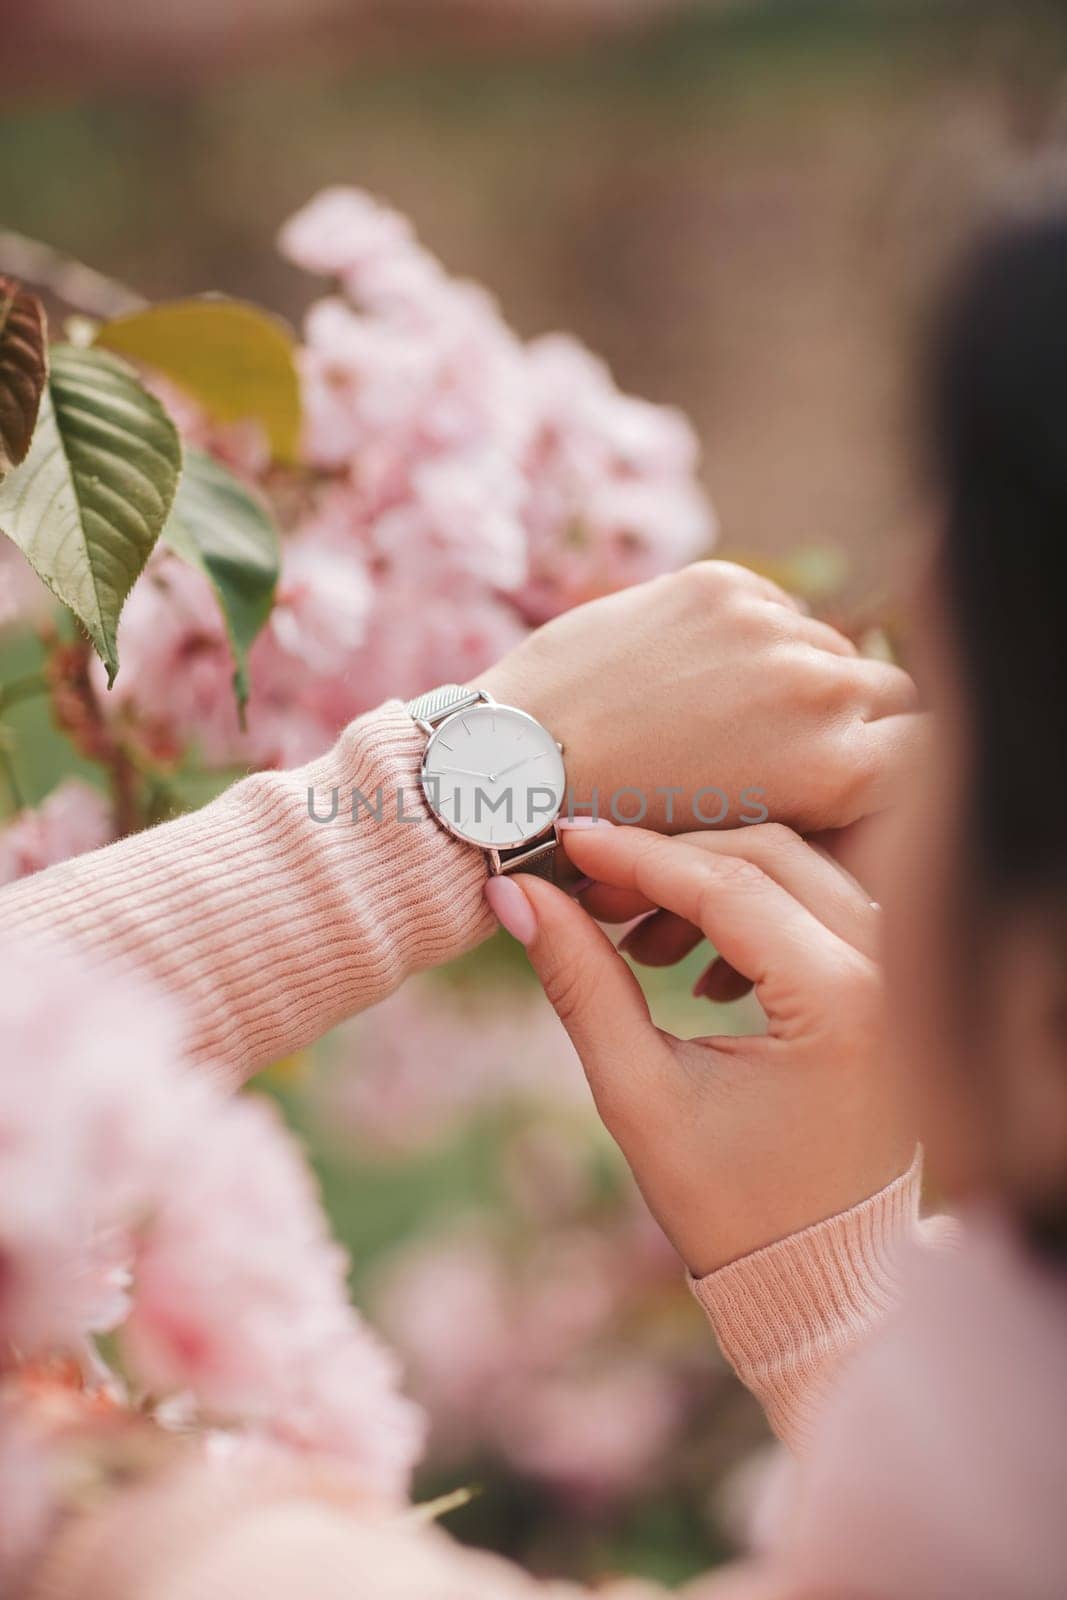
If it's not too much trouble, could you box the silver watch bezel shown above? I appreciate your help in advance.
[418,702,565,854]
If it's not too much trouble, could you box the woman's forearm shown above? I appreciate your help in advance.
[0,702,494,1086]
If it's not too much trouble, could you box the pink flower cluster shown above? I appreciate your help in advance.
[307,972,725,1505]
[316,975,592,1156]
[0,780,114,887]
[121,1091,422,1486]
[0,935,423,1498]
[0,1387,55,1593]
[101,186,713,768]
[374,1199,691,1503]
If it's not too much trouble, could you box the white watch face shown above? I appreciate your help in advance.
[421,703,565,849]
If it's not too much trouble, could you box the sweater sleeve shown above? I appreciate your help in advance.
[689,1151,954,1451]
[0,702,495,1087]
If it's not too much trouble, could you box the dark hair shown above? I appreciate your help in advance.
[931,208,1067,899]
[931,207,1067,1255]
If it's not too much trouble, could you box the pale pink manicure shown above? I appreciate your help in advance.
[557,815,614,831]
[485,876,538,946]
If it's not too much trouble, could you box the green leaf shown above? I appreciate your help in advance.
[96,297,301,464]
[0,276,48,480]
[0,345,182,684]
[163,448,280,710]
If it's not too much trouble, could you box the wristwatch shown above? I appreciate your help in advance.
[405,684,566,879]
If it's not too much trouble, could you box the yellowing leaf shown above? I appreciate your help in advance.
[96,298,301,463]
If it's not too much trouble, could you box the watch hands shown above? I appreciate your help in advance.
[492,754,544,780]
[437,755,543,784]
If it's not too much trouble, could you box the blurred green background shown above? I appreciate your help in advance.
[4,0,1067,1584]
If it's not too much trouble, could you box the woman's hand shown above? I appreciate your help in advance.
[489,821,914,1277]
[477,561,918,834]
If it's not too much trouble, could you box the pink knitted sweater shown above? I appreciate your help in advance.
[6,704,1065,1599]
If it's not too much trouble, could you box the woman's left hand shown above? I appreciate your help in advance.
[493,822,915,1277]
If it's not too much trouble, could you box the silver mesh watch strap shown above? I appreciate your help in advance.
[404,684,560,882]
[495,835,559,881]
[406,683,488,733]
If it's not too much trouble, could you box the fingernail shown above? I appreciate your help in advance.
[557,816,614,831]
[691,969,713,999]
[485,875,538,946]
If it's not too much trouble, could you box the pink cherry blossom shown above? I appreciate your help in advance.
[144,376,271,483]
[512,1228,624,1369]
[120,1090,424,1495]
[372,1234,514,1456]
[155,1503,647,1600]
[103,537,375,769]
[0,1389,55,1594]
[499,1358,683,1502]
[0,934,422,1497]
[316,977,589,1156]
[374,450,528,592]
[517,334,714,622]
[278,187,419,291]
[339,576,528,712]
[237,534,377,765]
[372,1204,687,1501]
[264,535,374,678]
[497,1122,597,1227]
[297,297,443,470]
[99,554,243,765]
[83,186,714,785]
[298,284,528,480]
[0,937,194,1356]
[0,780,115,886]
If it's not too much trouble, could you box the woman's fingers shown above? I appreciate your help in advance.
[619,909,704,968]
[852,656,921,718]
[572,821,880,958]
[722,565,806,613]
[575,880,655,925]
[693,956,755,1003]
[560,824,862,995]
[505,876,672,1118]
[789,616,860,656]
[853,712,929,815]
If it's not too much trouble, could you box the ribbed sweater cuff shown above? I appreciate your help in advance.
[2,702,496,1086]
[690,1150,924,1449]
